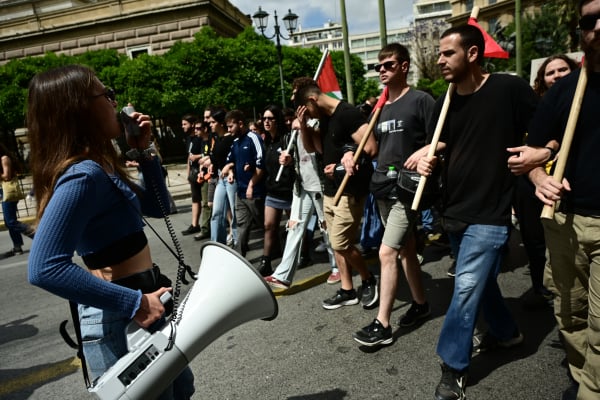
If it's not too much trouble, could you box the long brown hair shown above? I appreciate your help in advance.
[533,54,579,97]
[27,64,131,219]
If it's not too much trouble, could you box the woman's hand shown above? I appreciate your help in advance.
[133,287,171,328]
[279,150,292,166]
[126,111,153,150]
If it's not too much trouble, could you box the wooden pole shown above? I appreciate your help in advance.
[332,107,382,206]
[410,83,455,211]
[540,62,588,219]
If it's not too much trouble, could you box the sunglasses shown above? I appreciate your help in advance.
[91,87,116,102]
[579,13,600,30]
[263,116,276,121]
[374,61,397,73]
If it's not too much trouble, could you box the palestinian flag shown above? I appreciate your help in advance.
[314,50,343,99]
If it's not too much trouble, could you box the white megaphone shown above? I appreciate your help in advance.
[89,241,278,400]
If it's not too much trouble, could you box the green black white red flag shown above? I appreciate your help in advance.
[314,50,343,100]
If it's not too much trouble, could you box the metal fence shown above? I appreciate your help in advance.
[0,176,36,222]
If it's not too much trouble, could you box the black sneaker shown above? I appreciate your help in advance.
[24,226,35,239]
[3,247,23,257]
[257,256,272,277]
[435,363,467,400]
[360,277,379,309]
[398,301,431,327]
[352,319,393,346]
[181,225,200,235]
[447,261,456,277]
[322,289,359,310]
[472,329,523,353]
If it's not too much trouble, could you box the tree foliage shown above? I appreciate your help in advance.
[487,3,575,81]
[0,26,371,160]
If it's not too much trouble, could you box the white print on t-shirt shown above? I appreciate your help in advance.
[379,118,405,135]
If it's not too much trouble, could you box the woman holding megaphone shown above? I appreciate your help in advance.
[27,64,194,399]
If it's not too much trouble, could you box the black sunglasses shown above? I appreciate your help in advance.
[263,116,276,121]
[91,87,116,102]
[374,61,397,73]
[579,13,600,30]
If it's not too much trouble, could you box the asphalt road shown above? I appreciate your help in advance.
[0,197,571,399]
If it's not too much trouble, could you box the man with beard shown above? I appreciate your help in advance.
[417,24,537,399]
[295,82,380,311]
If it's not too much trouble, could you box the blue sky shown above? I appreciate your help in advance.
[230,0,415,36]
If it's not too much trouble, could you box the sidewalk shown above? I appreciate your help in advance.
[0,163,191,231]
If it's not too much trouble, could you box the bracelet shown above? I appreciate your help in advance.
[342,143,358,153]
[544,146,557,162]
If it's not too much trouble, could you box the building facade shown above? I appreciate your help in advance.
[413,0,452,81]
[0,0,250,64]
[289,22,417,85]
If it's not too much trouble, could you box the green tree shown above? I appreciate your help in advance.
[490,3,573,81]
[0,26,375,161]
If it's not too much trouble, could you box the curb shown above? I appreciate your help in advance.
[271,270,331,297]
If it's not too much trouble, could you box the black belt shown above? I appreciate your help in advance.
[112,264,161,293]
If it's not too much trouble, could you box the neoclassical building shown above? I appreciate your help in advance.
[0,0,251,64]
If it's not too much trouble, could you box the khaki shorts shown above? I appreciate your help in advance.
[377,198,418,250]
[323,194,365,251]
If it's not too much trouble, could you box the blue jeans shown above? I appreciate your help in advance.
[436,224,518,372]
[210,177,238,245]
[421,208,435,233]
[2,200,30,248]
[79,305,195,399]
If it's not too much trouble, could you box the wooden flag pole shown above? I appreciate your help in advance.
[332,106,382,206]
[410,83,455,211]
[540,61,588,220]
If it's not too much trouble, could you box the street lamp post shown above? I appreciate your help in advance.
[253,7,298,108]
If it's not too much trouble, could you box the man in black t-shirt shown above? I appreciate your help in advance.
[526,1,600,397]
[295,82,379,311]
[417,24,538,400]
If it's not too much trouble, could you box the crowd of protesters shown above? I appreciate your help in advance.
[17,1,594,398]
[172,2,599,396]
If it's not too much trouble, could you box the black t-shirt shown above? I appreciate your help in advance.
[528,69,600,216]
[322,101,369,197]
[211,134,235,171]
[264,133,295,201]
[188,136,204,168]
[433,73,538,226]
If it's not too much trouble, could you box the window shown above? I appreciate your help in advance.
[127,46,151,59]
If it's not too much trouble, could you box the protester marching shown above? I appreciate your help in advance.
[13,2,599,399]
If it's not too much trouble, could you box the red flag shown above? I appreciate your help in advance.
[316,53,343,99]
[374,86,389,110]
[468,17,509,59]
